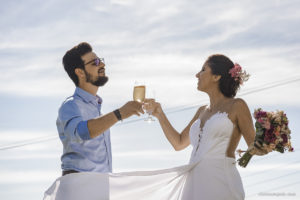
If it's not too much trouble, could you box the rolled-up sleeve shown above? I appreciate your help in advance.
[58,101,91,142]
[77,121,91,140]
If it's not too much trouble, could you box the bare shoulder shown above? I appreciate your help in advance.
[198,104,208,112]
[195,105,207,118]
[190,105,208,120]
[233,97,247,104]
[232,98,250,114]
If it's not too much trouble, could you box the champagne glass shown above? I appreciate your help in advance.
[133,81,145,103]
[144,88,155,122]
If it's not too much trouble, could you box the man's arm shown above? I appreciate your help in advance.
[88,101,144,138]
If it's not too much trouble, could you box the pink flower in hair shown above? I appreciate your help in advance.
[229,63,242,80]
[228,63,250,85]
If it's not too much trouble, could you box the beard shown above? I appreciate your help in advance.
[84,70,109,87]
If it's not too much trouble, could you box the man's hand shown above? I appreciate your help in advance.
[119,101,144,119]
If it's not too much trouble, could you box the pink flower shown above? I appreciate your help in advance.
[258,119,264,124]
[229,64,242,81]
[228,63,250,85]
[255,110,267,119]
[281,134,288,144]
[263,121,271,129]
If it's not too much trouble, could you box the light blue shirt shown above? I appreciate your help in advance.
[56,87,112,173]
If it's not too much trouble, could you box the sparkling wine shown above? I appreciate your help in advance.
[133,85,146,102]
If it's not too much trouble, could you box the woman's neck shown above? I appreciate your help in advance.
[207,89,229,112]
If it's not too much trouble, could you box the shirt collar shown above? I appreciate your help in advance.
[74,87,102,105]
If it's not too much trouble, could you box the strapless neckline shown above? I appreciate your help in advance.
[198,111,234,131]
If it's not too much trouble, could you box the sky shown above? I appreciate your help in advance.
[0,0,300,199]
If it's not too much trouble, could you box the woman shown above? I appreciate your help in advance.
[144,54,268,199]
[44,54,267,200]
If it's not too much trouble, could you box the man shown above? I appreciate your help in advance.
[57,42,144,176]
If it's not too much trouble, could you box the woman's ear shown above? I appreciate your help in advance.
[213,74,221,82]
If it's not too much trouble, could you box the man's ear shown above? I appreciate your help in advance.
[75,68,85,79]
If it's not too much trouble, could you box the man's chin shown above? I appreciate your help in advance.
[94,76,109,87]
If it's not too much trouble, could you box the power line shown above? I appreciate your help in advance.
[243,158,300,178]
[148,76,300,115]
[239,76,300,96]
[246,170,300,188]
[0,135,57,151]
[265,180,300,194]
[0,76,300,151]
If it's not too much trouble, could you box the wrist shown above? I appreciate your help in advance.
[113,109,122,121]
[156,109,164,119]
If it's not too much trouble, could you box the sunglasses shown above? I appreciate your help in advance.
[84,57,105,66]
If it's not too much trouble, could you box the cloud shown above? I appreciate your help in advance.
[1,0,299,105]
[109,0,137,6]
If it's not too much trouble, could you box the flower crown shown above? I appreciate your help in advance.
[229,63,250,85]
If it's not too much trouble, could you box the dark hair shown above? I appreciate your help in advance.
[205,54,240,98]
[62,42,93,86]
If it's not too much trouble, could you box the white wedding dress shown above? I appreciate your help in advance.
[44,112,245,200]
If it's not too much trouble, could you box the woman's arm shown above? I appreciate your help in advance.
[145,99,205,151]
[234,98,255,147]
[234,98,269,155]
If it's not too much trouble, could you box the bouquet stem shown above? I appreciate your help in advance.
[237,151,253,168]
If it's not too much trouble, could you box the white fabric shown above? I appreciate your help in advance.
[44,112,245,200]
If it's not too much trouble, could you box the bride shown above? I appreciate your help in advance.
[44,54,268,200]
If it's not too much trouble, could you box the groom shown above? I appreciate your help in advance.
[57,42,144,176]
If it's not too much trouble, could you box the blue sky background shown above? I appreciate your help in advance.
[1,0,300,199]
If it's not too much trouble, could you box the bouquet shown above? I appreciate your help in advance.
[237,108,294,168]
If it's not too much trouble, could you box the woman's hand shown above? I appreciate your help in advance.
[253,140,273,156]
[247,140,272,156]
[143,99,163,118]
